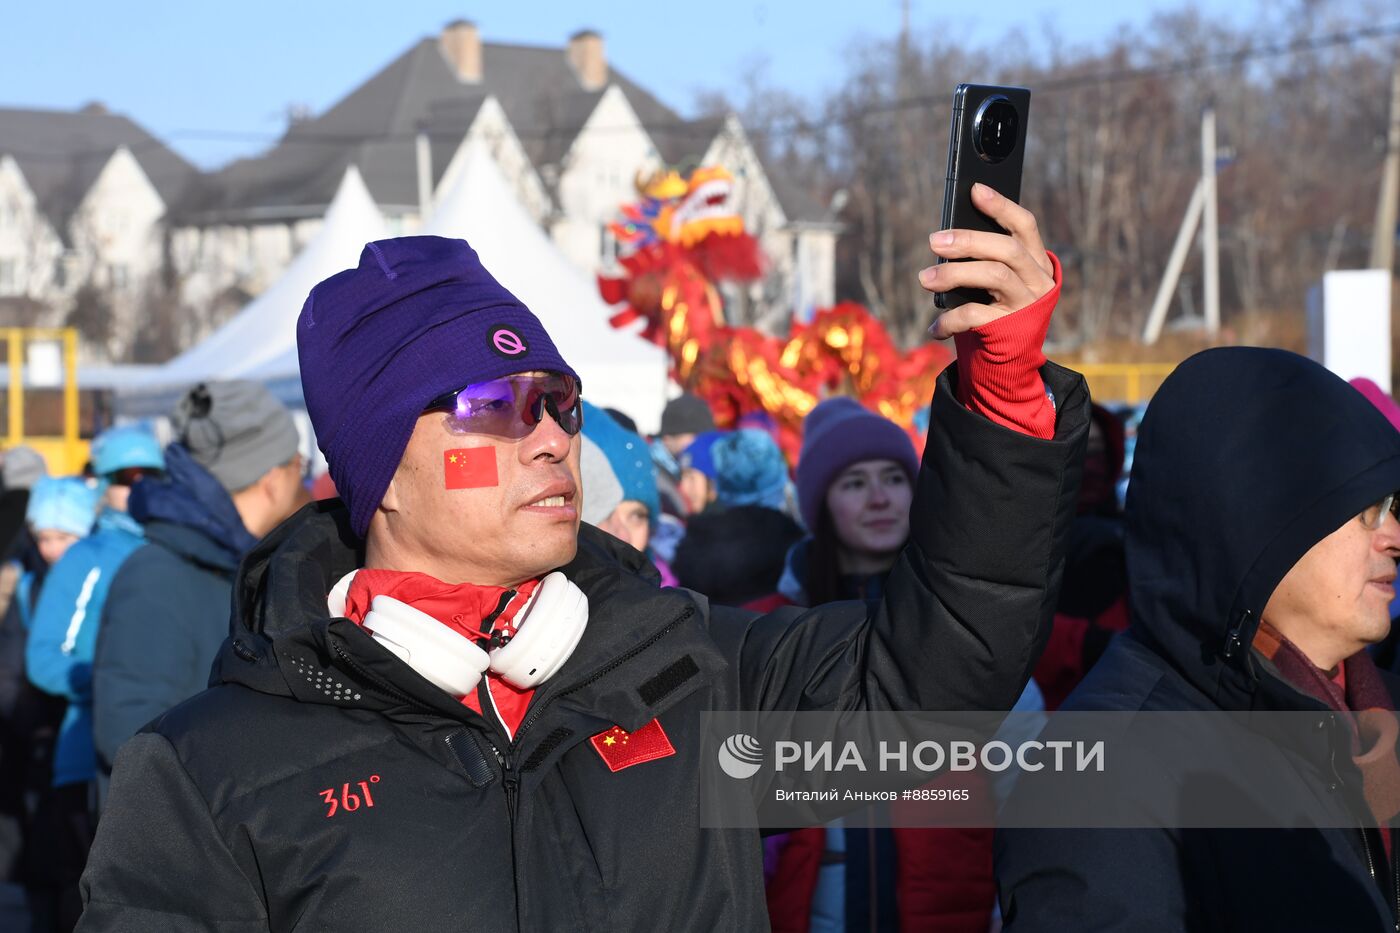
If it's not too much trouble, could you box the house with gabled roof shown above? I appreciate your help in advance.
[0,104,197,351]
[178,20,839,334]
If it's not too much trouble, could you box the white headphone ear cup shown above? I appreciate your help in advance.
[362,595,490,697]
[490,572,589,688]
[327,570,357,617]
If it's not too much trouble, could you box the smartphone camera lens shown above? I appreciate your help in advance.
[972,96,1019,164]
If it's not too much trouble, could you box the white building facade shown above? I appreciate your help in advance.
[1,23,839,361]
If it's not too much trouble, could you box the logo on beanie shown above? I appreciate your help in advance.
[490,325,529,358]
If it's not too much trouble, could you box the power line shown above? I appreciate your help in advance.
[735,20,1400,142]
[3,19,1398,165]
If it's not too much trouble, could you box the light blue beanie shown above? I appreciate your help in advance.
[26,476,100,538]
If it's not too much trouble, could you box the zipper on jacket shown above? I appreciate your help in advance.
[1392,834,1400,933]
[487,736,524,932]
[1388,834,1400,930]
[330,640,422,706]
[1222,610,1251,661]
[1327,716,1390,913]
[486,739,520,829]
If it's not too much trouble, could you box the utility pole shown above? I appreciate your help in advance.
[898,0,911,96]
[1371,62,1400,274]
[1143,179,1206,344]
[1143,107,1222,343]
[1201,107,1220,336]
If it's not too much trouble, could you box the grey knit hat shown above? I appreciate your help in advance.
[171,381,300,493]
[2,446,47,492]
[659,394,715,437]
[579,435,624,526]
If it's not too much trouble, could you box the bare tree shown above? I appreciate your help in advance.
[66,284,115,358]
[696,0,1397,350]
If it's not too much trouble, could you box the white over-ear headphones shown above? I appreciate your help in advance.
[489,571,589,687]
[360,595,491,696]
[329,571,589,697]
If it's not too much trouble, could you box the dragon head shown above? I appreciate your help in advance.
[610,165,746,252]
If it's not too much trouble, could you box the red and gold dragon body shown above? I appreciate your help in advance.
[599,165,951,458]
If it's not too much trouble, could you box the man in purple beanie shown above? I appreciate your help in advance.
[81,193,1088,933]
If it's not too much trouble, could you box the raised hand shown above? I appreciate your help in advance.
[920,183,1055,340]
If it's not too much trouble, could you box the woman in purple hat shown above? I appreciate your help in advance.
[765,399,998,933]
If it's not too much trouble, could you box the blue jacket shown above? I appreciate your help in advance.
[25,507,145,786]
[92,445,256,770]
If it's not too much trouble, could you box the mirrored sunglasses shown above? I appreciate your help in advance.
[423,372,583,440]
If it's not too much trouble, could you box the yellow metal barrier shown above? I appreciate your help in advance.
[3,328,90,475]
[1073,363,1178,406]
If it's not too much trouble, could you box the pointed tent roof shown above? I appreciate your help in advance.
[422,140,668,429]
[153,165,386,387]
[246,140,669,431]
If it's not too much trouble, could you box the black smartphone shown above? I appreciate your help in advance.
[934,84,1032,310]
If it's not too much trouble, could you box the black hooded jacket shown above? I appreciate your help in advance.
[997,348,1400,932]
[76,363,1088,933]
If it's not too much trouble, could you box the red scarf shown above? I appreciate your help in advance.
[1254,620,1400,857]
[344,570,541,737]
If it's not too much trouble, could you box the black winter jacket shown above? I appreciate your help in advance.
[997,348,1400,932]
[78,363,1088,933]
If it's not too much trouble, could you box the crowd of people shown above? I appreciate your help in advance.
[0,188,1392,931]
[0,365,1137,930]
[0,382,310,930]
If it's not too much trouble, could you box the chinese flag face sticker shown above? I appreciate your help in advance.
[443,447,498,490]
[590,719,676,773]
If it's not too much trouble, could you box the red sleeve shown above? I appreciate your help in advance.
[952,251,1061,439]
[1032,614,1091,712]
[893,769,997,932]
[764,827,825,933]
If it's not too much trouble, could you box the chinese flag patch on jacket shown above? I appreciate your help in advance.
[590,719,676,772]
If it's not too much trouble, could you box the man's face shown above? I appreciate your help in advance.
[1263,501,1400,669]
[375,400,582,586]
[598,499,651,553]
[34,529,79,566]
[678,467,712,515]
[264,456,313,535]
[101,467,159,515]
[102,481,132,513]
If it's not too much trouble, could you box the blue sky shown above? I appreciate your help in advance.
[1,0,1299,169]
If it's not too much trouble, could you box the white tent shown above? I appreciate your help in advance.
[425,141,670,431]
[250,141,669,430]
[114,165,385,416]
[171,166,386,382]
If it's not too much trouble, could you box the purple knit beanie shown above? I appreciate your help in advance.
[794,397,919,531]
[298,236,577,536]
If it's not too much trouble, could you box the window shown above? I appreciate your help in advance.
[0,259,16,294]
[109,263,129,290]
